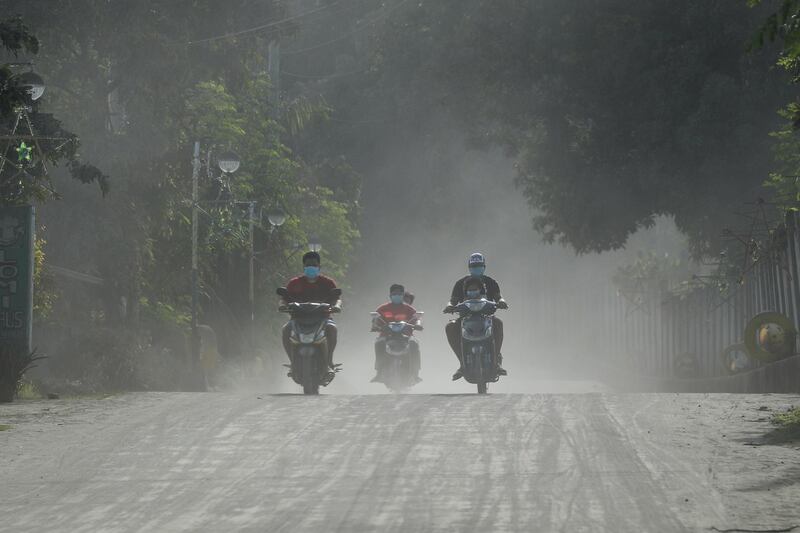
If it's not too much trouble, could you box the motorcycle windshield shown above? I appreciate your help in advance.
[462,316,492,340]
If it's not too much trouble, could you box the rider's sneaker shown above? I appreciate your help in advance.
[496,364,507,376]
[414,375,423,384]
[452,368,464,381]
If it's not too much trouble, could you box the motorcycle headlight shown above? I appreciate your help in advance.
[299,332,316,344]
[466,301,487,312]
[298,346,315,356]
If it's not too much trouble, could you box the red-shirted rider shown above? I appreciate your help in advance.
[371,283,421,383]
[280,251,342,369]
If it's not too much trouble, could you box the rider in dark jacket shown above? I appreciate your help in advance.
[444,252,508,380]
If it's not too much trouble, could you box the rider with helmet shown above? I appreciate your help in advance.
[280,251,342,369]
[444,252,508,380]
[371,283,421,383]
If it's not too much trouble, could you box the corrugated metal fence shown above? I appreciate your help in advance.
[603,212,800,379]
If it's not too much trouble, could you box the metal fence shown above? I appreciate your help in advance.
[602,212,800,379]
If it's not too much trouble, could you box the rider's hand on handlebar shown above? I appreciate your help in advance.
[497,300,509,310]
[331,304,342,314]
[443,304,456,314]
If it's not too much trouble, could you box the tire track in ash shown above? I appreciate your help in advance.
[551,395,690,532]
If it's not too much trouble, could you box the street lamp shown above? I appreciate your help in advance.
[191,142,240,390]
[217,151,241,174]
[308,235,322,253]
[267,208,287,229]
[18,72,45,102]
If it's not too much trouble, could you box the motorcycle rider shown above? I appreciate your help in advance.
[371,283,421,383]
[280,251,342,370]
[444,252,508,381]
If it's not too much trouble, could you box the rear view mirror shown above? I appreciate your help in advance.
[276,287,288,297]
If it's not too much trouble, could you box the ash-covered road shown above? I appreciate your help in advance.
[1,392,799,532]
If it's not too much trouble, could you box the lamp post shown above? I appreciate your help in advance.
[190,143,239,387]
[247,206,286,325]
[18,72,45,102]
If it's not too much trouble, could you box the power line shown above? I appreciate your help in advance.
[281,67,371,80]
[328,116,392,124]
[282,0,411,56]
[176,1,342,46]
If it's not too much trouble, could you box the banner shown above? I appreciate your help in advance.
[0,205,34,354]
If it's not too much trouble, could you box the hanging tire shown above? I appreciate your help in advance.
[744,312,797,363]
[721,343,752,375]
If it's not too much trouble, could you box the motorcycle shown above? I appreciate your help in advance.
[277,287,342,395]
[370,311,424,392]
[446,298,504,394]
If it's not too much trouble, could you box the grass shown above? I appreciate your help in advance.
[16,381,41,400]
[766,406,800,444]
[0,424,11,431]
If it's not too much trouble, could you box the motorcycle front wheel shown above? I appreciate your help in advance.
[302,356,319,395]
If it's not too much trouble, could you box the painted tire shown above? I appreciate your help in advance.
[744,312,797,363]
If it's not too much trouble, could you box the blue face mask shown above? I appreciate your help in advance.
[304,266,320,279]
[390,294,404,305]
[469,266,485,277]
[466,289,481,299]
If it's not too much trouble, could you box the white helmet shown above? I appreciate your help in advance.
[468,252,485,266]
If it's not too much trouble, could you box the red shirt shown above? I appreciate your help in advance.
[376,302,418,322]
[286,274,339,304]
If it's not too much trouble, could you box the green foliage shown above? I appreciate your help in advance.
[748,1,800,213]
[772,406,800,426]
[16,380,40,399]
[0,16,107,205]
[1,1,362,386]
[348,0,786,256]
[767,406,800,442]
[0,16,39,116]
[33,233,57,319]
[0,343,43,403]
[612,250,711,303]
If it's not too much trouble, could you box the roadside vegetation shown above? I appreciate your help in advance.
[3,0,800,397]
[768,406,800,443]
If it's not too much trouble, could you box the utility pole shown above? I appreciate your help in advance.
[248,201,256,325]
[248,201,257,359]
[268,39,280,110]
[190,141,201,383]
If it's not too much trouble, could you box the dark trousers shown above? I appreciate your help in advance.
[282,321,338,366]
[445,317,503,363]
[375,337,420,375]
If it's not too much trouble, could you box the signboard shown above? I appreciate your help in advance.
[0,206,34,353]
